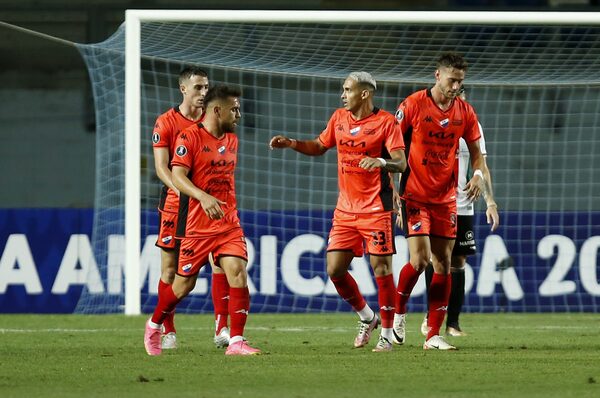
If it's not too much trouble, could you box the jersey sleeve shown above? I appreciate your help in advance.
[395,97,416,137]
[463,105,481,143]
[171,127,195,169]
[152,114,172,148]
[384,117,405,153]
[317,110,339,149]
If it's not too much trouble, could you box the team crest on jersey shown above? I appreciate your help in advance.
[152,132,160,144]
[218,145,226,154]
[350,126,361,136]
[395,109,404,122]
[411,221,422,232]
[182,263,193,273]
[176,145,187,157]
[439,118,450,128]
[161,236,172,244]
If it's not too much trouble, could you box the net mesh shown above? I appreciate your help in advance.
[75,20,600,314]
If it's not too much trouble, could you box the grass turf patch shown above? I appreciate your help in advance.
[0,313,599,398]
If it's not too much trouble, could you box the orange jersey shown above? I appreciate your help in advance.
[152,107,202,213]
[171,123,241,238]
[318,108,405,214]
[396,89,481,204]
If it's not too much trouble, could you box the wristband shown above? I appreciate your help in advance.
[289,139,297,149]
[473,169,483,179]
[377,157,387,167]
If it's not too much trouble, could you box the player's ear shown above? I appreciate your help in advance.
[212,104,221,118]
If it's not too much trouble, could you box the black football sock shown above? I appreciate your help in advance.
[424,263,434,312]
[446,268,465,329]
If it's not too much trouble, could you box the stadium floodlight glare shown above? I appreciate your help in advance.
[75,10,600,315]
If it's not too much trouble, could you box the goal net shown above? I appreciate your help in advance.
[75,11,600,315]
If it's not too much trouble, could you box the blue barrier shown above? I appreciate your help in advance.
[1,209,599,313]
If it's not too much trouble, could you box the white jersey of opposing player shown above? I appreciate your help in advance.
[456,122,487,216]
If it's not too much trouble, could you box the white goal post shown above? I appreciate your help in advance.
[123,10,600,315]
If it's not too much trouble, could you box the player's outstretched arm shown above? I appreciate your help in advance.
[172,165,226,220]
[269,135,327,156]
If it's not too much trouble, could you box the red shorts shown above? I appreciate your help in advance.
[327,210,395,257]
[156,210,177,250]
[177,227,248,276]
[402,199,457,239]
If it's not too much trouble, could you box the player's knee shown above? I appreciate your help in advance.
[161,268,176,284]
[370,257,392,276]
[172,276,196,298]
[451,255,467,269]
[223,263,247,288]
[433,260,452,274]
[326,263,348,278]
[410,256,430,272]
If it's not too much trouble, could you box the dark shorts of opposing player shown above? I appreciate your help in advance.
[176,227,248,277]
[402,198,457,239]
[452,215,477,256]
[327,209,396,257]
[156,209,177,250]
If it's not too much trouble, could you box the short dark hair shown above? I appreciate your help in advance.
[178,66,208,85]
[437,52,468,71]
[204,84,242,108]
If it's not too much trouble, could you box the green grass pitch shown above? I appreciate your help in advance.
[1,313,599,397]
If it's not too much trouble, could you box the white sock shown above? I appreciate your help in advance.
[357,305,375,322]
[381,328,393,341]
[148,320,161,330]
[229,335,244,344]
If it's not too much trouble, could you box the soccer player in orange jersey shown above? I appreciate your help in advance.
[419,88,500,338]
[145,84,261,356]
[269,72,406,352]
[392,53,486,350]
[149,68,231,352]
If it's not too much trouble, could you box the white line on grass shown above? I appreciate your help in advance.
[0,325,594,334]
[0,326,352,334]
